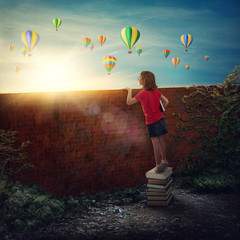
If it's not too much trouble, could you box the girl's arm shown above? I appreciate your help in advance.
[160,95,169,109]
[126,88,138,105]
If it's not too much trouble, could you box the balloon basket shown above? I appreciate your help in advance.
[108,73,111,75]
[28,53,32,56]
[56,29,58,31]
[185,49,188,52]
[128,50,132,54]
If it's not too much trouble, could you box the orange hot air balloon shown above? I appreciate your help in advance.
[98,35,106,46]
[15,66,20,72]
[9,45,14,51]
[172,57,180,68]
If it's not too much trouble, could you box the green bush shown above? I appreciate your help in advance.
[0,130,33,181]
[173,66,240,192]
[0,181,66,239]
[0,179,146,239]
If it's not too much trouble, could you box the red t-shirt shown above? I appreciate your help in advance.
[135,89,163,124]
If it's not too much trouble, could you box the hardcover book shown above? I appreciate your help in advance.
[147,193,172,206]
[147,191,172,201]
[147,187,172,196]
[148,176,171,185]
[146,167,172,180]
[147,179,172,190]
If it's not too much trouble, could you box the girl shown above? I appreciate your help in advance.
[125,71,169,173]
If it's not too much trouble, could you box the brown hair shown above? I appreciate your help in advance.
[140,71,158,91]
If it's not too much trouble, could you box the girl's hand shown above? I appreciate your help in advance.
[125,87,131,91]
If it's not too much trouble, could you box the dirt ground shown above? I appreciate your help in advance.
[8,179,240,240]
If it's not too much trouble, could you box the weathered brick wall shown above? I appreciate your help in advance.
[0,88,193,196]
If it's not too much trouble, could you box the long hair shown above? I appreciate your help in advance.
[140,71,158,91]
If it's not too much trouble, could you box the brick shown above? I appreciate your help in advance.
[0,87,206,196]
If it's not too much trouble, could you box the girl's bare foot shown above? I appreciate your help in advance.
[154,160,168,173]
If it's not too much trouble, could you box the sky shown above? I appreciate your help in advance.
[0,0,240,93]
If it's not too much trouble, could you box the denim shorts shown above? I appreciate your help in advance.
[146,118,168,137]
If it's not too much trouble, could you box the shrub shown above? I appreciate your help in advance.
[0,181,66,239]
[173,66,240,192]
[0,130,33,181]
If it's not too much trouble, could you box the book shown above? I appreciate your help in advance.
[159,100,165,112]
[147,191,172,201]
[147,187,172,196]
[147,193,173,206]
[148,176,171,185]
[145,167,172,180]
[147,178,172,190]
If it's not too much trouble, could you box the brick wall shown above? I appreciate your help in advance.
[0,88,193,196]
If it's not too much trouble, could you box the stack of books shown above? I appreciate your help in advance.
[145,167,173,206]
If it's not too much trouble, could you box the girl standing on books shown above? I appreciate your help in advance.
[125,71,169,173]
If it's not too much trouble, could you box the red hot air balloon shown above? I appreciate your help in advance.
[172,57,180,68]
[162,49,170,59]
[98,35,106,46]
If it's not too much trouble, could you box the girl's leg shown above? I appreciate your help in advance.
[151,137,161,166]
[159,135,168,164]
[151,135,168,173]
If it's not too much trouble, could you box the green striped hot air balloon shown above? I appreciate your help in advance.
[120,27,140,54]
[52,18,62,31]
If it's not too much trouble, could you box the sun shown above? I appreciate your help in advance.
[32,57,74,92]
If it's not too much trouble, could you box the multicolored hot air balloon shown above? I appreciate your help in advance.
[205,55,210,61]
[52,18,62,31]
[186,64,190,70]
[98,35,106,46]
[172,57,180,68]
[120,27,140,54]
[162,49,170,59]
[89,44,94,51]
[82,37,91,48]
[136,46,143,56]
[21,47,28,56]
[181,34,193,52]
[21,30,40,56]
[9,45,14,51]
[15,66,20,72]
[102,55,117,75]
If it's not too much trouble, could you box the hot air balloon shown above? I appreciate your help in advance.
[21,47,28,56]
[181,34,193,52]
[172,57,180,68]
[52,18,62,31]
[98,35,106,46]
[82,37,91,48]
[102,55,117,75]
[21,30,40,56]
[186,64,190,70]
[89,44,94,51]
[120,27,140,54]
[162,49,170,59]
[15,66,20,72]
[205,55,210,61]
[136,46,143,56]
[9,45,14,51]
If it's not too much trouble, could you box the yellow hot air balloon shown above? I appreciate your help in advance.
[9,45,14,51]
[172,57,180,68]
[21,30,40,56]
[98,35,106,46]
[15,66,20,72]
[120,27,140,54]
[181,34,193,52]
